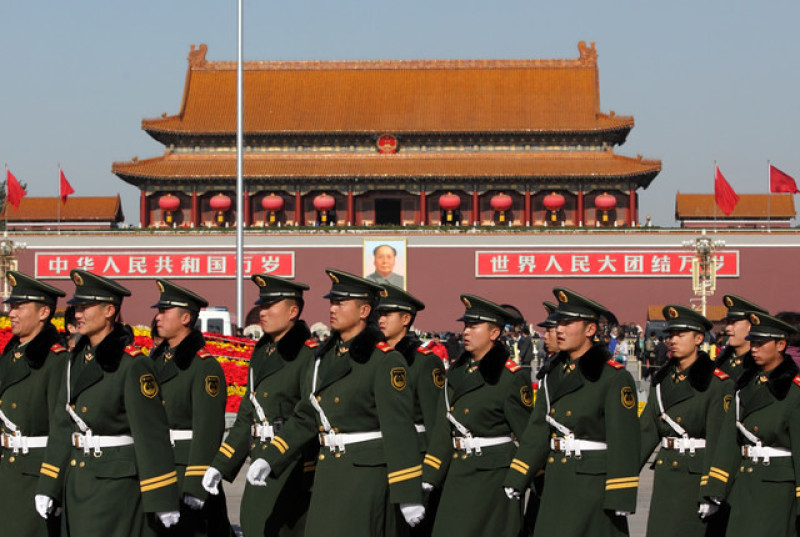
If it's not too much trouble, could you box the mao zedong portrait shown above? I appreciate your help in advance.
[366,244,404,288]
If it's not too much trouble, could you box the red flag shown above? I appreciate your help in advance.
[5,169,27,210]
[59,168,75,204]
[770,165,800,194]
[714,165,739,216]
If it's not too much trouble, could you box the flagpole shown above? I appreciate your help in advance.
[57,163,62,235]
[713,161,717,233]
[767,160,771,233]
[3,164,7,236]
[235,0,244,335]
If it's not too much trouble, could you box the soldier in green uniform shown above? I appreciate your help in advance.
[504,288,640,537]
[714,295,768,382]
[148,280,232,536]
[421,295,532,537]
[0,272,67,536]
[639,305,734,537]
[247,269,425,536]
[376,284,444,537]
[701,312,800,536]
[36,270,180,536]
[203,274,315,536]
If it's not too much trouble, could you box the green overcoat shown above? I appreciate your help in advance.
[704,356,800,537]
[0,324,66,536]
[714,346,753,383]
[259,324,422,537]
[150,329,231,536]
[639,354,734,537]
[211,321,314,537]
[37,324,179,537]
[421,342,532,537]
[504,344,640,537]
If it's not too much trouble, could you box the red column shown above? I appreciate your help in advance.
[419,190,427,225]
[191,192,199,227]
[524,190,531,226]
[472,191,479,225]
[628,188,636,226]
[347,191,354,226]
[577,190,585,226]
[243,191,251,227]
[295,191,303,226]
[140,191,149,228]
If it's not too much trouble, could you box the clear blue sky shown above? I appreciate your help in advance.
[2,0,798,226]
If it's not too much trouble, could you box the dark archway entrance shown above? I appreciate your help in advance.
[375,198,402,225]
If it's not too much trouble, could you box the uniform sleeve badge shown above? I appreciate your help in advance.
[205,375,220,397]
[390,367,407,391]
[432,367,445,389]
[520,386,534,408]
[140,374,159,399]
[723,394,733,413]
[620,386,635,410]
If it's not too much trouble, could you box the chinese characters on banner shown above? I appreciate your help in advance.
[475,250,739,278]
[35,251,295,279]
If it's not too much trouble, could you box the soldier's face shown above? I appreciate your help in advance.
[155,307,190,343]
[329,299,369,334]
[725,319,750,348]
[750,338,786,370]
[377,310,410,341]
[543,327,558,353]
[8,301,48,343]
[74,302,115,338]
[259,299,299,339]
[373,246,396,277]
[556,319,596,357]
[462,321,500,356]
[665,330,703,361]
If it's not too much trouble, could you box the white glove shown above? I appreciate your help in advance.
[504,486,521,500]
[698,502,719,519]
[202,467,222,495]
[400,503,426,527]
[615,511,630,517]
[157,511,180,528]
[422,482,435,492]
[246,459,271,486]
[34,494,60,519]
[183,495,205,510]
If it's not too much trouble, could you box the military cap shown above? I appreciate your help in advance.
[376,284,425,313]
[67,270,131,305]
[151,279,209,312]
[745,311,799,341]
[323,268,386,301]
[552,287,618,326]
[457,294,517,327]
[662,305,713,333]
[500,304,525,327]
[537,301,559,328]
[251,273,309,306]
[3,271,65,307]
[722,295,768,322]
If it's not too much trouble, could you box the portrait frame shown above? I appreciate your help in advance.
[363,238,407,290]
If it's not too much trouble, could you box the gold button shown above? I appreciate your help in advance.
[676,417,682,423]
[316,396,322,403]
[335,453,341,458]
[162,401,166,406]
[334,397,340,404]
[566,411,572,417]
[79,461,85,468]
[81,406,88,413]
[70,404,76,410]
[318,454,325,461]
[561,457,567,464]
[461,454,468,460]
[450,407,454,412]
[747,467,753,473]
[11,403,17,409]
[263,392,268,398]
[319,426,325,432]
[656,459,663,466]
[262,445,267,450]
[739,466,745,472]
[753,426,759,433]
[453,453,459,459]
[70,460,76,466]
[672,461,679,467]
[250,443,256,450]
[549,408,556,415]
[464,409,469,415]
[551,433,557,438]
[8,456,14,463]
[333,427,339,433]
[547,457,555,464]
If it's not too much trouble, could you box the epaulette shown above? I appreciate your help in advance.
[50,343,68,354]
[417,346,433,356]
[606,360,624,370]
[305,339,319,349]
[713,368,730,381]
[505,359,521,373]
[197,347,212,360]
[376,341,394,353]
[794,375,800,388]
[125,345,143,357]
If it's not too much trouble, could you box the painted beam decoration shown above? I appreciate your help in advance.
[35,251,295,279]
[475,250,739,278]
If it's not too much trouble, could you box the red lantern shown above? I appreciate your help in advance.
[543,192,565,222]
[158,194,180,225]
[594,193,616,223]
[490,193,512,223]
[210,193,231,225]
[261,194,284,224]
[438,193,461,211]
[313,194,335,224]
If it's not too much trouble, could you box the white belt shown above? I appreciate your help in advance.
[318,431,382,453]
[251,423,275,442]
[742,444,792,463]
[1,432,47,454]
[661,437,706,454]
[550,436,607,457]
[453,435,514,455]
[415,424,426,433]
[71,431,134,456]
[169,429,193,445]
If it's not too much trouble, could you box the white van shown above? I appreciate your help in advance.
[195,307,233,336]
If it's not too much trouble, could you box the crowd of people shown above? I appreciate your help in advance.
[2,266,800,537]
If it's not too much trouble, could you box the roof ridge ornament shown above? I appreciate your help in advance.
[188,43,208,68]
[577,41,597,66]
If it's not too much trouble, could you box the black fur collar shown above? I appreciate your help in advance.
[253,321,311,361]
[152,329,206,370]
[316,323,386,364]
[543,344,610,383]
[395,334,422,366]
[737,354,799,400]
[652,351,714,391]
[1,323,62,370]
[452,341,509,385]
[73,323,134,373]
